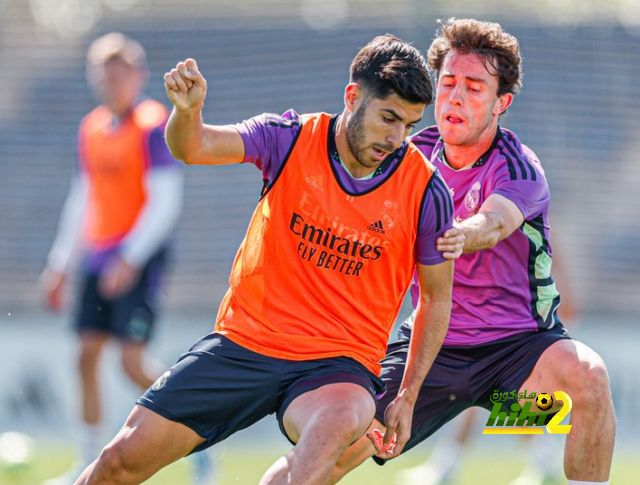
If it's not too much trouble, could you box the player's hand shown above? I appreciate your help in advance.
[98,256,140,300]
[39,267,67,312]
[437,225,465,260]
[371,391,414,459]
[366,428,396,456]
[164,58,207,112]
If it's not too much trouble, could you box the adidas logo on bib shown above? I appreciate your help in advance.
[367,220,385,234]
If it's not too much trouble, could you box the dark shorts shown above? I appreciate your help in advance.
[137,333,385,452]
[373,323,570,464]
[73,248,168,342]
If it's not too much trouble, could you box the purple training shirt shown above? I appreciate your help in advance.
[402,126,562,346]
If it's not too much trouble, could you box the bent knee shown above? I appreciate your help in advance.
[562,348,611,401]
[94,444,128,480]
[333,408,374,441]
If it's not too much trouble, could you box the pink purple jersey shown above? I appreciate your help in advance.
[406,126,561,346]
[233,110,453,266]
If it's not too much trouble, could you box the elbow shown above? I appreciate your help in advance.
[167,145,196,165]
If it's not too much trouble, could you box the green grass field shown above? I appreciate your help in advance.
[1,444,637,485]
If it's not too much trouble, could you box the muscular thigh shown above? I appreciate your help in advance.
[279,357,384,444]
[519,338,602,412]
[138,334,286,452]
[103,405,205,477]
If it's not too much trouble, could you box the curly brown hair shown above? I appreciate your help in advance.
[428,18,523,96]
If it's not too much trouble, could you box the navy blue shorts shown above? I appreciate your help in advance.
[373,323,570,464]
[137,333,385,452]
[73,248,168,342]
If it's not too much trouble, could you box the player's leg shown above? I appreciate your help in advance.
[75,405,205,485]
[73,272,114,470]
[518,339,615,482]
[114,248,166,390]
[80,333,284,484]
[261,382,376,485]
[114,250,219,485]
[329,419,379,484]
[120,341,161,389]
[119,342,219,485]
[330,339,472,485]
[78,332,110,429]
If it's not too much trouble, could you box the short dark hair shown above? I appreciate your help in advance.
[350,34,433,105]
[428,18,523,96]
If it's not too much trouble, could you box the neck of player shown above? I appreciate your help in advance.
[444,124,498,170]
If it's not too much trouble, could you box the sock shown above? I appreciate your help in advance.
[567,481,609,485]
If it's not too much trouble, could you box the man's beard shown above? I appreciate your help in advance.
[345,100,370,168]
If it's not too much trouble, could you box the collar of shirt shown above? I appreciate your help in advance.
[436,127,503,170]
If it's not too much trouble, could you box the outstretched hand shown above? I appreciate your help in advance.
[164,58,207,112]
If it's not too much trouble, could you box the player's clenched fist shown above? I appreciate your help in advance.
[164,58,207,111]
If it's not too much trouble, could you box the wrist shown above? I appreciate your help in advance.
[398,386,419,404]
[174,104,204,117]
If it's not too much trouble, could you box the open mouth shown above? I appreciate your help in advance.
[372,146,389,160]
[446,114,464,124]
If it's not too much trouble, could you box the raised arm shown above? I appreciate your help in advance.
[379,259,453,458]
[164,58,245,165]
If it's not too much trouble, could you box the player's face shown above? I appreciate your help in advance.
[346,90,424,171]
[92,57,145,116]
[434,50,511,148]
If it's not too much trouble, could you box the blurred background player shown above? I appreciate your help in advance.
[39,32,216,485]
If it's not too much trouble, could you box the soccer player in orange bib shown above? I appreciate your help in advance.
[40,33,213,485]
[72,35,462,485]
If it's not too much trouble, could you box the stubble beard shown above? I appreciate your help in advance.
[345,100,373,169]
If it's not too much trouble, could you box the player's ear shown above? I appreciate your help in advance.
[344,83,361,113]
[497,92,513,115]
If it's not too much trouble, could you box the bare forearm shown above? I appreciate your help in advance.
[400,298,451,402]
[459,211,506,253]
[165,107,207,163]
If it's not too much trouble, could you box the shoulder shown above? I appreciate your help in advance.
[79,105,111,134]
[255,109,303,128]
[493,128,546,183]
[409,125,440,159]
[405,139,437,179]
[132,99,170,130]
